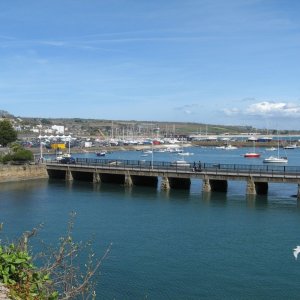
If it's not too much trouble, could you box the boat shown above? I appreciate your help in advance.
[178,152,194,156]
[224,145,238,150]
[244,152,260,158]
[143,150,153,154]
[171,160,191,167]
[265,147,276,151]
[263,156,288,163]
[216,144,237,150]
[283,144,297,149]
[244,140,260,158]
[263,133,288,163]
[96,151,106,156]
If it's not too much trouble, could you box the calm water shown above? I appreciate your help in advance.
[1,146,300,299]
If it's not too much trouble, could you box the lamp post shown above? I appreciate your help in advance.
[151,140,154,170]
[38,126,43,162]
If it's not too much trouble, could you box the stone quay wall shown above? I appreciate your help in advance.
[0,164,49,183]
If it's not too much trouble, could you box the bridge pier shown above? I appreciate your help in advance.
[161,176,170,191]
[297,184,300,200]
[246,177,256,195]
[93,171,101,183]
[246,178,268,195]
[202,177,211,192]
[124,172,133,187]
[65,169,73,181]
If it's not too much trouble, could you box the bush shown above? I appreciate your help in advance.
[1,147,34,164]
[0,213,111,299]
[11,149,34,162]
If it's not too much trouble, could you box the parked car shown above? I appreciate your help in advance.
[60,157,76,164]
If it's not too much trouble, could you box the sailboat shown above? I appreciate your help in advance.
[263,134,288,163]
[244,140,260,158]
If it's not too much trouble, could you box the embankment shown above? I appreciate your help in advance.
[0,164,49,183]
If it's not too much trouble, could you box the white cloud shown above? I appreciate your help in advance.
[223,101,300,119]
[246,101,300,117]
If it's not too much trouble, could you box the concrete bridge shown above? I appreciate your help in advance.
[45,158,300,199]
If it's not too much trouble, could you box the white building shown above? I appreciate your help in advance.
[52,125,65,134]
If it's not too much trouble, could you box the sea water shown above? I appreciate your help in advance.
[1,146,300,299]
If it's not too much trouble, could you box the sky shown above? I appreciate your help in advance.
[0,0,300,130]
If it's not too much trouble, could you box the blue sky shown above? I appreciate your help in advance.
[1,0,300,129]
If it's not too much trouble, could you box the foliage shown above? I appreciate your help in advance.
[10,149,34,162]
[0,213,111,300]
[1,144,34,164]
[41,119,52,125]
[0,119,17,147]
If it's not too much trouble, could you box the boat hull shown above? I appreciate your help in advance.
[263,156,288,163]
[244,153,260,158]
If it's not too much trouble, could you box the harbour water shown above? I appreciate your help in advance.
[1,146,300,299]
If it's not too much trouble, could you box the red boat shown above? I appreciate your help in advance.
[244,152,260,158]
[244,140,260,158]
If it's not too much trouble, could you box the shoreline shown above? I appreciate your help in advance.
[30,140,295,157]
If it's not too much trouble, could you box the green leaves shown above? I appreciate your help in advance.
[0,242,56,298]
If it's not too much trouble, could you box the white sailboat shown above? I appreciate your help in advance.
[263,135,288,163]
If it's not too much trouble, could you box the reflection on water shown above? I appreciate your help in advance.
[0,179,48,192]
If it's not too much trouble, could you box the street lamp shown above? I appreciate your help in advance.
[38,126,43,162]
[151,140,154,170]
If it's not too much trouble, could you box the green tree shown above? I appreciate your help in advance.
[0,120,17,147]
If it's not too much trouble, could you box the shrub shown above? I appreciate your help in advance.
[1,147,34,164]
[0,213,111,299]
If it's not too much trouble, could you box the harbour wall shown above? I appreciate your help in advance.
[0,164,49,183]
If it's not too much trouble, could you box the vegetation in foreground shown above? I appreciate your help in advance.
[0,213,111,299]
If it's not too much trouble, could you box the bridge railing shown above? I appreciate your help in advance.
[46,158,300,176]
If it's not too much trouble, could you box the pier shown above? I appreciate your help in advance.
[45,158,300,199]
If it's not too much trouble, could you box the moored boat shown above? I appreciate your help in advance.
[244,140,260,158]
[244,152,260,158]
[284,144,297,149]
[265,147,276,151]
[263,156,288,163]
[96,151,107,156]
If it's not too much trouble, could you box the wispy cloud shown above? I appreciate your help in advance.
[174,103,199,115]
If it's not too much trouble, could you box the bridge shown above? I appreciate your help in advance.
[45,158,300,199]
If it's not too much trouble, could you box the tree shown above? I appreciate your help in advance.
[0,119,17,147]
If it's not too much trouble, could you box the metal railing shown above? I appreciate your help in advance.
[45,158,300,177]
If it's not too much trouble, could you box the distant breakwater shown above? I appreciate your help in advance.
[0,164,48,183]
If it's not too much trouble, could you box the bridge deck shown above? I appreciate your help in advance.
[45,158,300,183]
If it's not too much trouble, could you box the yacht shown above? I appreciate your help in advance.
[263,156,288,163]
